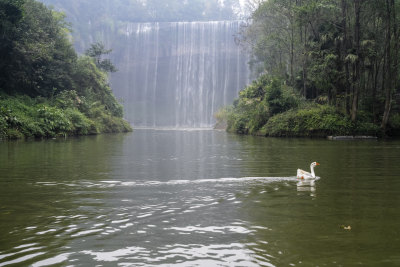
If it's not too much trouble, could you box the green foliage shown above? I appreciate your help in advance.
[64,108,94,135]
[221,72,382,137]
[0,115,6,137]
[388,113,400,136]
[0,0,124,115]
[0,0,25,89]
[0,0,130,139]
[214,106,233,129]
[265,79,300,116]
[37,106,72,135]
[5,0,77,97]
[261,103,380,137]
[264,104,353,137]
[389,113,400,129]
[72,56,123,118]
[0,95,44,138]
[0,93,131,140]
[242,0,400,132]
[85,42,117,73]
[55,90,83,110]
[224,75,300,134]
[0,0,24,27]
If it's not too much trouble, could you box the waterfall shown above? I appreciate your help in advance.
[110,21,250,128]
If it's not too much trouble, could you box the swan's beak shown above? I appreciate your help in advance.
[316,162,320,165]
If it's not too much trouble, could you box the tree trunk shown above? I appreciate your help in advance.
[351,0,361,122]
[302,25,308,97]
[341,0,351,115]
[372,59,381,123]
[381,0,397,131]
[290,25,294,85]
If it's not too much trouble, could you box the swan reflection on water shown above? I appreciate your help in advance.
[296,162,321,196]
[296,177,319,196]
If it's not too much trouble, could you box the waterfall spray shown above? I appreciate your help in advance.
[110,21,250,128]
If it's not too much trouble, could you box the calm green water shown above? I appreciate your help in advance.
[1,129,400,266]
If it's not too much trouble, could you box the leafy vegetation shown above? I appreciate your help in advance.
[263,104,379,137]
[0,92,131,140]
[222,0,400,137]
[223,76,299,134]
[219,74,394,137]
[0,0,132,140]
[85,42,117,73]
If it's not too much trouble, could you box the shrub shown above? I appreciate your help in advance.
[389,113,400,129]
[22,122,45,137]
[5,128,24,140]
[389,113,400,136]
[264,104,353,137]
[214,106,233,129]
[229,114,250,134]
[226,75,301,134]
[37,106,72,136]
[353,122,380,136]
[0,116,7,139]
[65,108,93,135]
[55,90,82,109]
[0,93,131,139]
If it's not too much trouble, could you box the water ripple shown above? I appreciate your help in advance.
[31,253,71,267]
[167,225,253,234]
[0,252,45,267]
[80,243,272,267]
[5,176,301,266]
[33,176,298,190]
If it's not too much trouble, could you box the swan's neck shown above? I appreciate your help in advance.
[310,165,316,177]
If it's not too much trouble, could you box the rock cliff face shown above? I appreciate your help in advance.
[109,21,250,127]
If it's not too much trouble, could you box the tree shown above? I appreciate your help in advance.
[381,0,399,131]
[0,0,130,139]
[85,42,117,73]
[242,0,297,79]
[241,0,400,134]
[0,0,78,97]
[350,0,361,122]
[0,0,25,90]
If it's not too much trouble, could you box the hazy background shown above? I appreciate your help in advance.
[38,0,256,127]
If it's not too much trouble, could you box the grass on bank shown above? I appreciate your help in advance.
[0,92,132,140]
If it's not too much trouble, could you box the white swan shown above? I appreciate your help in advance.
[297,162,320,179]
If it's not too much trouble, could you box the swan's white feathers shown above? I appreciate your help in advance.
[297,162,319,179]
[297,168,313,179]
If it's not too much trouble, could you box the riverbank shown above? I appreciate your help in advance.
[253,104,382,138]
[0,93,132,140]
[215,75,400,138]
[0,1,132,140]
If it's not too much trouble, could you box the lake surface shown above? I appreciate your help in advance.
[1,129,400,266]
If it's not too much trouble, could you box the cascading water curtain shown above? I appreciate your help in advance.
[110,21,250,128]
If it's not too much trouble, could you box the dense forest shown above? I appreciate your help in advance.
[219,0,400,137]
[0,0,131,139]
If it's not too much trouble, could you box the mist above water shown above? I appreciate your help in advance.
[110,21,250,127]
